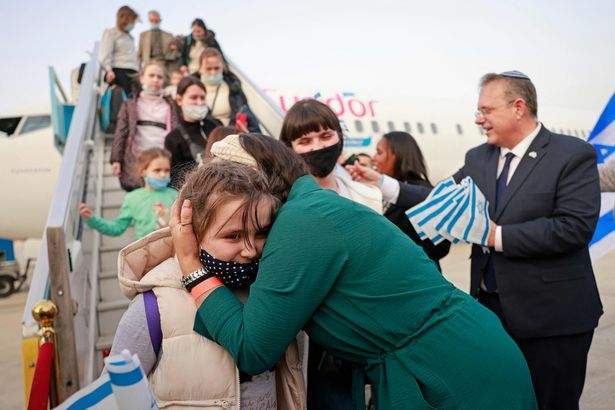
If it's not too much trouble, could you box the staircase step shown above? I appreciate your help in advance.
[99,274,125,303]
[96,335,114,351]
[100,230,135,249]
[100,246,122,273]
[97,299,129,337]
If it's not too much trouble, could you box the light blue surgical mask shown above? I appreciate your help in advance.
[125,23,135,32]
[145,176,170,190]
[203,72,223,86]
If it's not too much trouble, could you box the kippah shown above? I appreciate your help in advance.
[499,70,530,80]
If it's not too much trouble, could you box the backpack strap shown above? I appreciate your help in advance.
[143,290,162,357]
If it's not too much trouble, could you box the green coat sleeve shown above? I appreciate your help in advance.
[194,208,348,375]
[85,199,133,237]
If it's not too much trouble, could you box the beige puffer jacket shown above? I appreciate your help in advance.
[118,227,307,409]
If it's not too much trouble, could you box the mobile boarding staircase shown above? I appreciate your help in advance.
[22,42,285,406]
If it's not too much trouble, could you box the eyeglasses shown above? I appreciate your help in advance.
[474,100,516,119]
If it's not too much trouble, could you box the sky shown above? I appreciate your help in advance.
[0,0,613,117]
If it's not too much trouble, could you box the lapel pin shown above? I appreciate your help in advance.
[528,151,537,158]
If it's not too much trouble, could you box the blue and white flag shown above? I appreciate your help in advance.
[406,177,492,246]
[55,350,157,410]
[588,93,615,261]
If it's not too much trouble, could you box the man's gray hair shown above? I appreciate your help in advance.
[480,73,538,117]
[148,10,160,17]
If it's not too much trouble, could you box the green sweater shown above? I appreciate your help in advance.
[85,187,177,239]
[194,176,536,409]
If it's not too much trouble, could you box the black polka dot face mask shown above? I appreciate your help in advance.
[199,249,259,289]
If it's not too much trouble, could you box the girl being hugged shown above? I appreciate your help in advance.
[80,148,177,240]
[110,62,179,191]
[109,153,306,409]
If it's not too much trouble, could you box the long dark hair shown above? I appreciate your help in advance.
[238,133,309,202]
[383,131,431,186]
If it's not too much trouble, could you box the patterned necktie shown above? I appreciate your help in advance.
[484,152,515,292]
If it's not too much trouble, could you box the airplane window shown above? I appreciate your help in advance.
[387,121,396,132]
[20,115,51,134]
[417,122,424,134]
[430,123,438,134]
[371,121,380,133]
[456,124,463,135]
[354,120,364,133]
[0,116,22,136]
[404,122,412,133]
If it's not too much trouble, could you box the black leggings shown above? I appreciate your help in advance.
[107,68,137,97]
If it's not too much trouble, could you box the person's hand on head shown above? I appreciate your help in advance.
[79,203,93,219]
[170,199,202,276]
[112,162,122,176]
[345,163,381,186]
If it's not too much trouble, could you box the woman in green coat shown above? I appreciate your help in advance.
[172,133,537,409]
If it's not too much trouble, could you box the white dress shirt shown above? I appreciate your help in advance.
[494,123,542,251]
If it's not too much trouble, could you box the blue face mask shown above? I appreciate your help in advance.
[145,176,170,190]
[199,249,259,289]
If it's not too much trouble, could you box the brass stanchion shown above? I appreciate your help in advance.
[31,300,59,407]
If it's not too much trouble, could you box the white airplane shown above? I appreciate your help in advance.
[0,110,59,284]
[0,87,600,273]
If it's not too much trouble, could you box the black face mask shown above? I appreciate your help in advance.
[300,140,343,178]
[199,249,259,289]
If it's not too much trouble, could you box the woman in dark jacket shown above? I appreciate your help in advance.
[373,131,450,269]
[191,47,261,133]
[164,76,222,189]
[179,18,224,75]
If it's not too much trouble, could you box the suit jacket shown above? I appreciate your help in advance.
[384,179,450,270]
[451,126,602,338]
[138,29,180,67]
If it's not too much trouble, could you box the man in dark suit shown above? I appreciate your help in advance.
[348,71,602,409]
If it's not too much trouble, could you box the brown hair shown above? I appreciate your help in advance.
[199,47,224,67]
[139,62,166,77]
[177,76,206,97]
[179,160,278,245]
[238,133,308,202]
[280,99,343,145]
[204,126,238,159]
[116,6,138,30]
[137,148,171,175]
[479,73,538,117]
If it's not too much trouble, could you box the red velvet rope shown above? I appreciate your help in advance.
[28,341,54,410]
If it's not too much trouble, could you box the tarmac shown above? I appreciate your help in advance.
[0,244,613,409]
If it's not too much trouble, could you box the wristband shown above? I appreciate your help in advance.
[191,277,223,300]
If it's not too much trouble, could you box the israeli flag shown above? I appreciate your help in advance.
[55,350,157,410]
[588,93,615,261]
[406,176,492,246]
